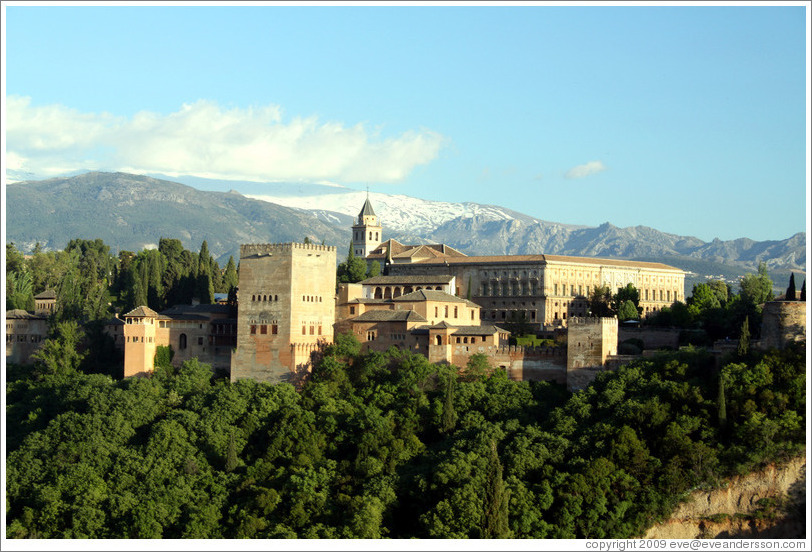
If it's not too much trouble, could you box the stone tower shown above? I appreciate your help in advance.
[123,306,161,378]
[230,242,337,384]
[566,316,618,391]
[351,197,382,258]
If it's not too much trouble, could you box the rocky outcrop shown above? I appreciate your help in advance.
[645,456,806,539]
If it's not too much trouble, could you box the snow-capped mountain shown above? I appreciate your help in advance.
[246,189,576,236]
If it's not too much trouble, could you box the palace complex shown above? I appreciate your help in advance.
[18,198,805,390]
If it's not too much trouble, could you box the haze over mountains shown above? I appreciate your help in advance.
[5,171,806,291]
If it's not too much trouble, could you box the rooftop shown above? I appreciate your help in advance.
[352,310,428,323]
[360,274,454,286]
[392,289,480,308]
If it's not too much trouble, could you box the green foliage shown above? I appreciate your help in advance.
[737,316,750,357]
[589,284,614,317]
[617,300,639,322]
[6,325,805,539]
[366,261,381,279]
[337,243,368,284]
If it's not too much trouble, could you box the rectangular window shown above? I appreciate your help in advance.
[350,306,356,315]
[571,285,576,295]
[302,326,306,335]
[260,325,267,334]
[310,326,315,335]
[272,324,278,335]
[250,325,257,335]
[198,337,203,345]
[554,284,558,295]
[318,326,322,335]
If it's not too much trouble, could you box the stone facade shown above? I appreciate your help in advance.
[759,301,807,350]
[566,317,618,391]
[5,310,49,365]
[388,256,684,331]
[230,242,336,384]
[34,290,57,317]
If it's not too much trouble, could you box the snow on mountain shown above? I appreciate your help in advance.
[245,190,519,235]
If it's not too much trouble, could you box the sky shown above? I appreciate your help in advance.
[3,1,810,243]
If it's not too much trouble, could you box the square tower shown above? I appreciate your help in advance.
[231,242,337,384]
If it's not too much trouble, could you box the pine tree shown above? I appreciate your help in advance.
[785,273,796,301]
[737,315,750,357]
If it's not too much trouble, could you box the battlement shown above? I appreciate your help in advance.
[569,316,617,326]
[240,243,337,257]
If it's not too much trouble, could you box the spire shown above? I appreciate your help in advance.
[358,197,376,220]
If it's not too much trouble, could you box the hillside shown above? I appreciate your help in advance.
[5,172,348,263]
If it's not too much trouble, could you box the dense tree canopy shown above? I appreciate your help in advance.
[6,331,805,539]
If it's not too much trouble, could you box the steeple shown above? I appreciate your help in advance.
[351,195,382,259]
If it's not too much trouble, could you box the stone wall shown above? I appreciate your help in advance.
[618,327,680,350]
[759,301,807,350]
[566,317,618,390]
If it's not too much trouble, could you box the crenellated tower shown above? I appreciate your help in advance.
[351,196,382,258]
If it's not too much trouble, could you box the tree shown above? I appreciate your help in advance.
[740,262,773,307]
[785,273,796,301]
[717,370,727,430]
[223,256,238,293]
[337,242,368,284]
[441,376,458,434]
[800,280,806,302]
[589,285,614,317]
[366,261,381,279]
[613,283,640,314]
[482,440,511,538]
[31,320,86,377]
[737,316,750,357]
[617,300,639,322]
[196,241,214,304]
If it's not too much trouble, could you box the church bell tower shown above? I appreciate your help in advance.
[352,196,382,258]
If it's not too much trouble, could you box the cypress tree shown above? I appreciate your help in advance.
[223,256,238,292]
[737,315,750,357]
[225,432,238,473]
[441,376,457,434]
[785,273,796,301]
[800,280,806,301]
[482,439,511,538]
[717,370,727,430]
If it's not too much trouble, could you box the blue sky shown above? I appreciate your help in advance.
[4,2,809,242]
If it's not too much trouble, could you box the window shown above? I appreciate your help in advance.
[554,284,558,295]
[454,306,458,318]
[302,326,306,335]
[272,324,278,335]
[310,326,315,335]
[456,337,461,343]
[350,306,356,315]
[435,306,439,317]
[260,325,267,334]
[318,326,322,335]
[250,325,257,335]
[445,306,449,317]
[179,334,187,350]
[197,337,203,346]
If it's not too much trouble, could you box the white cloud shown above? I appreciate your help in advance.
[5,96,446,183]
[565,160,607,179]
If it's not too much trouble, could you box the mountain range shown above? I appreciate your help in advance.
[5,171,806,292]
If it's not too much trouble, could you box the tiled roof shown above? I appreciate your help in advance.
[360,275,454,285]
[105,317,126,326]
[542,255,683,271]
[124,306,159,317]
[353,310,427,322]
[34,290,57,299]
[6,309,46,320]
[408,254,683,271]
[451,325,507,336]
[392,289,479,307]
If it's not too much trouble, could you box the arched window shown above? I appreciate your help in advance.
[179,333,187,350]
[374,287,383,299]
[435,335,442,346]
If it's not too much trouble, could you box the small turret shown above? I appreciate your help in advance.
[351,195,382,258]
